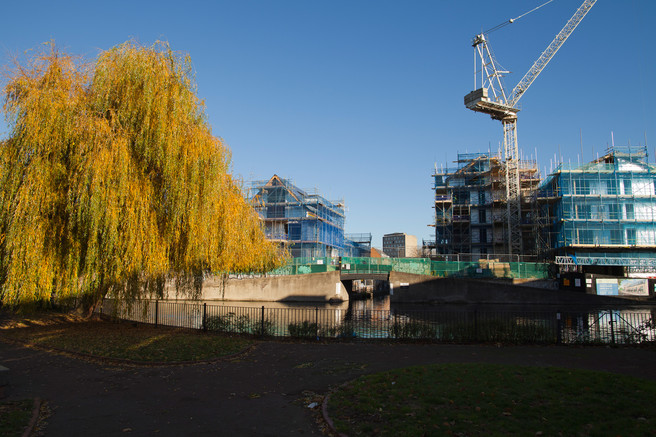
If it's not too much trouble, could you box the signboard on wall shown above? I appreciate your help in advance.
[596,278,618,296]
[596,278,649,296]
[617,278,649,296]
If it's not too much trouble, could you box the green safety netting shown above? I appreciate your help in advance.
[266,257,550,280]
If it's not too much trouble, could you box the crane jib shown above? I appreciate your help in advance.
[508,0,597,107]
[462,0,597,256]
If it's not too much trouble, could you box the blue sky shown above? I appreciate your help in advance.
[1,1,654,248]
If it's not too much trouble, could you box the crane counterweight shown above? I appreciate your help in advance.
[464,88,519,122]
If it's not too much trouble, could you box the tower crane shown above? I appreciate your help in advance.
[464,0,596,256]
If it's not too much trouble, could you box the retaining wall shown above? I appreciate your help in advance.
[166,271,348,302]
[388,272,640,305]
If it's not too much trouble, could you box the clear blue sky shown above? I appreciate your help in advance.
[1,1,654,249]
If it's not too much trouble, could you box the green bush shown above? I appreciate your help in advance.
[478,319,554,343]
[337,321,358,338]
[288,321,318,338]
[205,315,233,332]
[391,320,436,339]
[440,319,555,344]
[320,326,339,338]
[234,315,251,333]
[206,313,275,336]
[205,313,254,334]
[438,323,474,342]
[252,319,275,336]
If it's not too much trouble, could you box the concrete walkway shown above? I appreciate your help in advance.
[1,340,655,436]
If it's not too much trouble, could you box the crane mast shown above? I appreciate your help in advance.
[464,0,596,256]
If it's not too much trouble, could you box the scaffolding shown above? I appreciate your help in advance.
[344,233,372,257]
[247,175,346,258]
[432,152,540,257]
[537,146,656,273]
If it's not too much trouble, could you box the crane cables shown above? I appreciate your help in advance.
[482,0,555,35]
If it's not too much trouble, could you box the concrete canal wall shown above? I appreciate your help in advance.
[165,271,646,305]
[388,272,640,305]
[167,271,348,303]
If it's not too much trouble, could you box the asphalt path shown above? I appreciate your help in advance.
[1,340,655,436]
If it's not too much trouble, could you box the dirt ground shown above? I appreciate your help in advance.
[1,338,655,436]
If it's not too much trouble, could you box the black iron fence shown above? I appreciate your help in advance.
[98,299,656,345]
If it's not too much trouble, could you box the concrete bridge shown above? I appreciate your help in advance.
[339,272,389,281]
[185,270,636,306]
[190,270,390,303]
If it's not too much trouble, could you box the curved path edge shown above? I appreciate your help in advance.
[21,397,41,437]
[0,337,257,367]
[321,381,352,437]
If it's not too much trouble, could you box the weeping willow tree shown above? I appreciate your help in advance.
[0,41,285,310]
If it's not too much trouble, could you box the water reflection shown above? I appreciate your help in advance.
[198,297,656,344]
[104,296,656,344]
[200,299,349,311]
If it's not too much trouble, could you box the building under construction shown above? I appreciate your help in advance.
[248,175,369,258]
[537,146,656,276]
[344,233,372,257]
[432,152,541,259]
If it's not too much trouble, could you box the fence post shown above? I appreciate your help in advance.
[516,262,520,279]
[556,311,562,344]
[203,303,207,332]
[261,306,265,338]
[609,311,616,345]
[155,300,159,327]
[474,309,478,341]
[315,307,319,340]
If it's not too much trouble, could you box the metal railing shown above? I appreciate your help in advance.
[98,299,655,345]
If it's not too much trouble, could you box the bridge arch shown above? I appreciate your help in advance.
[340,272,390,297]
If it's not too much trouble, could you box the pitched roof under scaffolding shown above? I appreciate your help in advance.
[248,174,346,218]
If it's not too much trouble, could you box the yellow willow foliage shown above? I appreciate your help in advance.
[0,42,285,308]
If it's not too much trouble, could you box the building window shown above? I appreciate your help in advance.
[606,179,618,195]
[577,229,593,244]
[268,188,286,203]
[625,204,635,220]
[479,209,486,224]
[626,229,637,245]
[288,223,301,241]
[610,229,623,244]
[624,179,632,195]
[561,178,571,195]
[575,179,590,195]
[576,204,591,219]
[453,190,468,205]
[267,205,285,218]
[562,204,572,219]
[591,204,602,220]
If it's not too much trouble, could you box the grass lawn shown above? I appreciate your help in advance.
[0,314,252,363]
[327,363,656,436]
[0,399,33,437]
